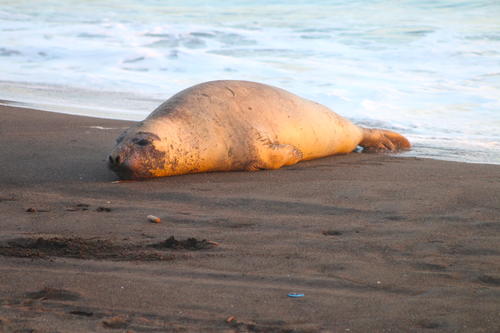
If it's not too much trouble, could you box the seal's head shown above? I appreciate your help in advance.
[108,130,165,179]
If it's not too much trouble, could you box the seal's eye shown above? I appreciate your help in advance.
[132,138,151,146]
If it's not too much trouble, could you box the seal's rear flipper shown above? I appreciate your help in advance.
[359,128,411,153]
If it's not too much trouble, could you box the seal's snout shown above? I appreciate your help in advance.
[107,151,136,180]
[108,146,132,173]
[108,149,127,170]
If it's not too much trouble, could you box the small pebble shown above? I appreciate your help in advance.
[147,215,161,223]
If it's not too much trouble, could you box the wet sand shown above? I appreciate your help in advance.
[0,104,499,332]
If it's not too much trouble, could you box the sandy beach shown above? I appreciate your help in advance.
[0,104,499,332]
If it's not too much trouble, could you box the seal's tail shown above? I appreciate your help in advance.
[359,128,411,152]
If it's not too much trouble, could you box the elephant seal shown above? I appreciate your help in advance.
[108,80,410,179]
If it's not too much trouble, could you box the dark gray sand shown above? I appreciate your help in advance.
[0,105,499,332]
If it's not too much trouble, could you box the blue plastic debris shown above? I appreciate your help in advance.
[287,293,305,298]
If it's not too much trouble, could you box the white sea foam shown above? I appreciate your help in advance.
[0,0,499,164]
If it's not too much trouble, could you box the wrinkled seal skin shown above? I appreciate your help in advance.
[108,80,410,179]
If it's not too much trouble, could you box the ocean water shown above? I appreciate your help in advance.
[1,0,499,164]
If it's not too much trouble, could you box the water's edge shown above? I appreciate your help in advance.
[1,81,497,166]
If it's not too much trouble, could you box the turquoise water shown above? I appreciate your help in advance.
[1,0,499,164]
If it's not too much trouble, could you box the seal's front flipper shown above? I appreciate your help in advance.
[247,134,303,170]
[359,128,411,153]
[265,143,304,168]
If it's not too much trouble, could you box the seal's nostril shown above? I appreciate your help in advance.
[108,155,121,166]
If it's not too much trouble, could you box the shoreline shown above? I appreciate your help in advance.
[2,95,500,167]
[1,104,499,332]
[0,80,163,122]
